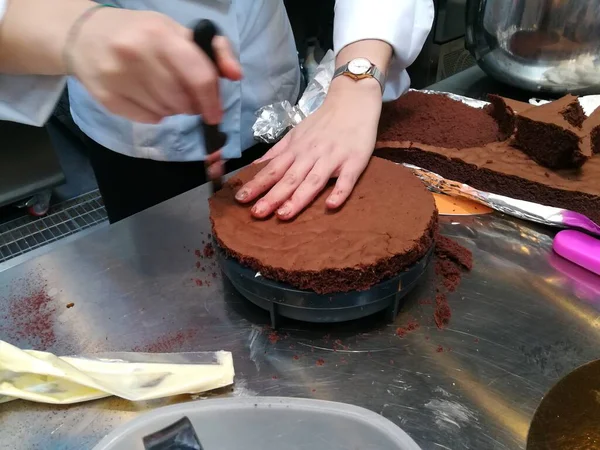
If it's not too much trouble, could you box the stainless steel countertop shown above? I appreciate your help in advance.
[2,181,600,450]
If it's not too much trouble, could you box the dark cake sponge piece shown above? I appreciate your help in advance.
[375,141,600,225]
[514,95,589,169]
[209,157,438,294]
[582,106,600,155]
[376,92,600,224]
[485,94,535,139]
[378,90,504,149]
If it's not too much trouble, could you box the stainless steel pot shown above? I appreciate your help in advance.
[466,0,600,94]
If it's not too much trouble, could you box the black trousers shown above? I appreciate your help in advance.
[87,139,269,223]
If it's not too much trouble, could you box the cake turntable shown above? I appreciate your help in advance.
[217,244,434,328]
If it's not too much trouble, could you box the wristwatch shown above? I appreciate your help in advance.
[333,58,385,93]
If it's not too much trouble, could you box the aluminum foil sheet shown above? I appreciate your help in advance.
[252,50,335,143]
[405,164,600,236]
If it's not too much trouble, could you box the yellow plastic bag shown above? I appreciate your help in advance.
[0,341,234,404]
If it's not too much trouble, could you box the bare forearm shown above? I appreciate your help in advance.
[0,0,96,74]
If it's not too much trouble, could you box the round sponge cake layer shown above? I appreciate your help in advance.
[209,156,438,294]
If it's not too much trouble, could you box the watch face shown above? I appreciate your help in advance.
[347,58,371,75]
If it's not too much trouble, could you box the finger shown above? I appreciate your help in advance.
[207,160,225,180]
[205,150,222,165]
[161,38,223,124]
[276,158,339,220]
[213,36,242,81]
[235,152,295,205]
[100,93,163,123]
[326,158,370,209]
[253,132,292,165]
[252,157,315,219]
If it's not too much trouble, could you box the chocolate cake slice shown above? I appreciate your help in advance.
[378,91,504,149]
[485,94,533,139]
[375,92,600,224]
[209,157,438,294]
[514,95,589,169]
[582,106,600,155]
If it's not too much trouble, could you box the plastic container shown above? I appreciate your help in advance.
[553,230,600,276]
[93,397,423,450]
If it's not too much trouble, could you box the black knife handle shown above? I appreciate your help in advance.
[192,19,227,154]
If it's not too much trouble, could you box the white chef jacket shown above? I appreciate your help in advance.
[0,0,434,161]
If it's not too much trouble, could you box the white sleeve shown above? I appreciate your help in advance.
[333,0,434,101]
[0,0,67,126]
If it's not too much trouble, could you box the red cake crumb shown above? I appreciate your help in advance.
[396,318,420,337]
[203,243,215,258]
[434,294,452,329]
[316,358,325,366]
[435,234,473,271]
[436,345,444,353]
[435,258,461,292]
[430,235,472,329]
[268,331,280,344]
[195,249,202,258]
[293,355,300,360]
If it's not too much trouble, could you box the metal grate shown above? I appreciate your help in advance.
[0,190,107,263]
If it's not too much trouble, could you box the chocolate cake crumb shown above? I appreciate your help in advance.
[431,235,472,329]
[203,243,215,258]
[435,259,461,292]
[229,178,243,189]
[396,318,420,337]
[66,302,74,309]
[435,234,473,271]
[434,293,451,329]
[378,91,503,149]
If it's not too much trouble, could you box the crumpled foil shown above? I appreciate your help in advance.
[252,50,335,143]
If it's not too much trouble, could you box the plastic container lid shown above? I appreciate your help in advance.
[93,397,423,450]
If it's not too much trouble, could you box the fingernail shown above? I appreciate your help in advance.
[252,202,265,216]
[235,189,249,201]
[277,203,291,217]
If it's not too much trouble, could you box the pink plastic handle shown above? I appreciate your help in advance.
[553,230,600,276]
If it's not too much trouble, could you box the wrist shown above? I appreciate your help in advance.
[328,73,382,98]
[62,3,115,75]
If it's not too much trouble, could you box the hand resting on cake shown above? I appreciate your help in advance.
[233,39,392,220]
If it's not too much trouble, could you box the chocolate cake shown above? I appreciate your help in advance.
[209,157,438,294]
[485,94,523,139]
[583,106,600,155]
[514,95,590,169]
[378,91,504,148]
[375,91,600,224]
